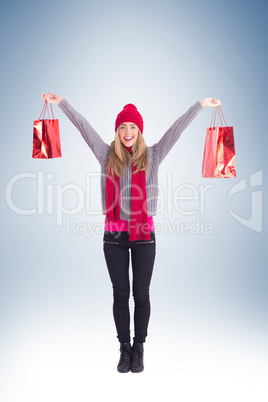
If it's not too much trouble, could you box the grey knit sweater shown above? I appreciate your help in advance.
[59,99,204,220]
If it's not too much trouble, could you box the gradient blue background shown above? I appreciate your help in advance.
[1,0,267,400]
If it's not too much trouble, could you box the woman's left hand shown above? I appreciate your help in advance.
[200,98,221,107]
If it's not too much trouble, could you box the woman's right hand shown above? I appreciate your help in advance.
[42,92,63,105]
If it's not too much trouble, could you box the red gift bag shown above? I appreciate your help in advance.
[202,106,236,178]
[32,100,62,159]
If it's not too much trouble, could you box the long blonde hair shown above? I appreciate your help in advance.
[106,128,149,177]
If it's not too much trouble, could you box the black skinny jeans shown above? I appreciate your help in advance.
[103,231,156,344]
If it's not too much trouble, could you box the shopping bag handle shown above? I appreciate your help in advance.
[39,100,55,120]
[210,106,227,128]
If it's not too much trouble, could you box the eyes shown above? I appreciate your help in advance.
[120,125,137,130]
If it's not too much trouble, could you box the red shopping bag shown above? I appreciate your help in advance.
[32,100,61,159]
[202,106,236,178]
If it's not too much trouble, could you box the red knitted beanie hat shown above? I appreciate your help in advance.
[115,103,144,134]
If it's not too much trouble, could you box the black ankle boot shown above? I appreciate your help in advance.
[117,342,132,373]
[131,342,144,373]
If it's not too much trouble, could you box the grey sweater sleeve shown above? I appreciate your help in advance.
[151,101,204,164]
[58,99,110,164]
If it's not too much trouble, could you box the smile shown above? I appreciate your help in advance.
[124,136,134,140]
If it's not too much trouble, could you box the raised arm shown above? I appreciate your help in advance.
[152,97,221,164]
[42,93,110,164]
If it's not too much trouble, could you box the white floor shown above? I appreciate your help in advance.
[1,310,267,402]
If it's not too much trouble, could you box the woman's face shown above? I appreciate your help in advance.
[118,122,139,147]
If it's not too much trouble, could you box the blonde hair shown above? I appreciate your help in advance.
[106,128,149,177]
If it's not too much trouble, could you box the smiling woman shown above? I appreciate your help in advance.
[42,91,220,374]
[109,127,149,177]
[105,103,150,177]
[118,123,139,147]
